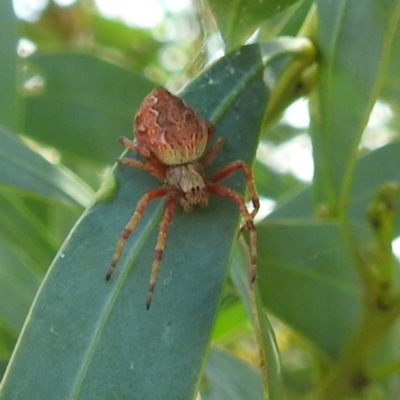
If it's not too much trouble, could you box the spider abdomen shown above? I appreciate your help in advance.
[134,87,214,165]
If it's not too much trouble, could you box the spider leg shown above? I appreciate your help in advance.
[118,158,165,181]
[208,160,259,220]
[106,187,169,280]
[118,136,148,157]
[201,137,226,167]
[146,196,178,310]
[207,184,257,285]
[119,136,165,173]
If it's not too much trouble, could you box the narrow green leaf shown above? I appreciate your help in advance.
[207,0,301,50]
[257,222,370,358]
[0,361,7,382]
[201,347,263,400]
[311,0,400,212]
[92,14,161,71]
[0,192,57,275]
[0,324,19,361]
[24,53,155,165]
[382,22,400,108]
[253,159,304,200]
[0,44,269,400]
[0,125,93,207]
[231,245,284,400]
[259,0,314,39]
[0,0,19,130]
[0,239,41,336]
[269,141,400,238]
[212,301,249,343]
[348,141,400,232]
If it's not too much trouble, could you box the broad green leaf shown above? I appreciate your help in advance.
[201,347,263,400]
[207,0,301,50]
[0,0,19,131]
[0,125,93,207]
[24,53,155,165]
[0,44,270,400]
[256,222,369,358]
[311,0,400,212]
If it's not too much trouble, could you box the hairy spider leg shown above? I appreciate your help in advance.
[207,184,257,285]
[208,160,260,218]
[106,187,169,280]
[118,158,166,181]
[146,196,178,310]
[118,136,166,180]
[201,137,226,167]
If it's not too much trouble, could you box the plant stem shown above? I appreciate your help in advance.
[311,302,400,400]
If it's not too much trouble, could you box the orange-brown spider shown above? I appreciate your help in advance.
[106,87,259,309]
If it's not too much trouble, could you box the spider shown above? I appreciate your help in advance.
[106,87,259,309]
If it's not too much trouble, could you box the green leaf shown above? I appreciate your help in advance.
[231,244,284,400]
[0,323,20,361]
[201,347,263,400]
[0,0,19,131]
[0,192,57,275]
[24,53,155,165]
[256,222,370,358]
[212,300,250,343]
[0,44,269,400]
[270,141,400,238]
[0,125,93,207]
[253,158,304,200]
[347,141,400,231]
[0,361,7,382]
[259,0,314,39]
[207,0,301,50]
[310,0,400,212]
[0,239,41,339]
[382,21,400,108]
[92,14,161,71]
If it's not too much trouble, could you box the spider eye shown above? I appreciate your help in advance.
[191,185,201,194]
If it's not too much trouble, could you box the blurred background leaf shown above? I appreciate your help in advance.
[0,0,19,131]
[207,0,301,50]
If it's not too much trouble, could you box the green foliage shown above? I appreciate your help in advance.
[1,0,400,399]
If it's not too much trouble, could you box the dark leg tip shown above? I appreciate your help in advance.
[146,288,154,310]
[249,268,257,285]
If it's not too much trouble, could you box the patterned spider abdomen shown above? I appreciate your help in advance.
[134,87,215,166]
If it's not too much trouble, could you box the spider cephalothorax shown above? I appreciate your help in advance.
[106,87,259,309]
